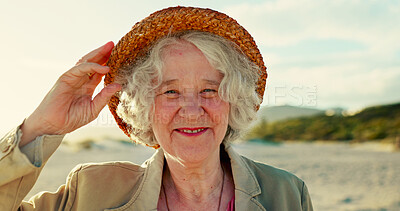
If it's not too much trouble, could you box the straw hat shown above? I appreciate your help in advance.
[104,6,267,146]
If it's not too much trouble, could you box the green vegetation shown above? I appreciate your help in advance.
[246,102,400,142]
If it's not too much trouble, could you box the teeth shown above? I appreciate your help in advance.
[181,128,206,133]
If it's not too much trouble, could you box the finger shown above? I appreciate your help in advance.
[61,63,109,88]
[70,63,110,78]
[81,73,105,96]
[92,83,122,115]
[76,41,114,66]
[87,73,104,87]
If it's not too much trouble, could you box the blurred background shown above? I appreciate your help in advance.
[1,0,399,210]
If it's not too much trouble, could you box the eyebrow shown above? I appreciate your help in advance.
[159,79,220,87]
[160,79,178,87]
[202,79,220,86]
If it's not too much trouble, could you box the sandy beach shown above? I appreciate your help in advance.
[25,139,400,211]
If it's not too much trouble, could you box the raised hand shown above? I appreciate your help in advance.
[20,42,121,147]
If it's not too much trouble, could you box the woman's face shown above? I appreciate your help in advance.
[151,41,230,164]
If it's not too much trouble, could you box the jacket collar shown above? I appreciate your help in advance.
[133,148,165,210]
[107,149,164,211]
[224,144,265,211]
[112,144,265,211]
[224,143,261,197]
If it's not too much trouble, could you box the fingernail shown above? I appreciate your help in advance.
[103,41,114,48]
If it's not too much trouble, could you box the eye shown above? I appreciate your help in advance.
[201,88,218,98]
[202,89,217,93]
[163,90,180,99]
[164,90,178,94]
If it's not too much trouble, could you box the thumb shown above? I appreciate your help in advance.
[92,83,122,115]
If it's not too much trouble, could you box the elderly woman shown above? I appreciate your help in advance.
[0,7,313,211]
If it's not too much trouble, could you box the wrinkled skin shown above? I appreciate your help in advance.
[20,42,121,147]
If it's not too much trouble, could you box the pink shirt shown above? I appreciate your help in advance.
[226,195,235,211]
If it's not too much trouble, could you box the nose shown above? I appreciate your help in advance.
[178,92,205,119]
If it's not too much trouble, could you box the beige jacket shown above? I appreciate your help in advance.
[0,125,313,211]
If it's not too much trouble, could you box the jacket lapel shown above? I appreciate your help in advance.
[225,144,267,211]
[106,149,164,211]
[131,149,164,210]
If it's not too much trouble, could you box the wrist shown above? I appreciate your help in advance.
[20,116,45,147]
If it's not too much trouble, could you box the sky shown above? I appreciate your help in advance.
[1,0,399,134]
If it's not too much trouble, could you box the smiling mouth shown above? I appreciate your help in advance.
[175,127,208,135]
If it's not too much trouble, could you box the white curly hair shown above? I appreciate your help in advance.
[115,31,261,147]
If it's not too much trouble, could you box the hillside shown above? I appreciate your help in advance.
[257,105,324,122]
[246,102,400,142]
